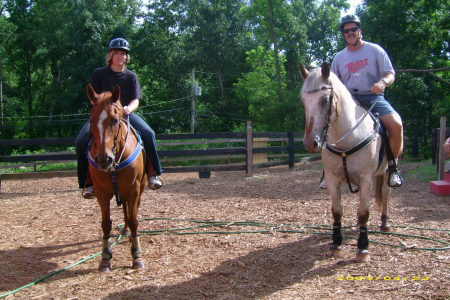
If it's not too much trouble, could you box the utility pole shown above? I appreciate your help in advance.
[190,68,196,133]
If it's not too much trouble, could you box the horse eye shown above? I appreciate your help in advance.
[112,118,120,125]
[321,96,330,105]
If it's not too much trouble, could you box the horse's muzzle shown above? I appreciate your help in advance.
[95,154,114,170]
[305,135,323,153]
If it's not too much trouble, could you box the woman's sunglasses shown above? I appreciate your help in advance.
[343,27,360,34]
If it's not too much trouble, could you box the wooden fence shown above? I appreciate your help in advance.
[0,122,320,189]
[0,120,425,190]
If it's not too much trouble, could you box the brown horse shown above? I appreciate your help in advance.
[87,84,146,272]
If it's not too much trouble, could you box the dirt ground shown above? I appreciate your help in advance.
[0,161,449,300]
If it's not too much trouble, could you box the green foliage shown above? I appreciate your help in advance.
[0,0,446,162]
[359,0,449,157]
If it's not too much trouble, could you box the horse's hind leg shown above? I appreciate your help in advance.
[376,175,392,232]
[120,204,131,237]
[126,194,144,270]
[98,198,113,272]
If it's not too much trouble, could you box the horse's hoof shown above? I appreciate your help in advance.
[132,258,145,270]
[330,248,343,258]
[379,225,392,232]
[98,259,111,272]
[121,228,131,236]
[329,245,343,258]
[355,250,370,263]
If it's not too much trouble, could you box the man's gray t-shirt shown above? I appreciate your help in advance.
[331,41,395,95]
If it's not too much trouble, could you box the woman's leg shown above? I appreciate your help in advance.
[75,121,91,189]
[128,114,162,176]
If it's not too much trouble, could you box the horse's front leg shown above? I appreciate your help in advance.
[328,180,343,258]
[125,192,144,270]
[356,180,372,263]
[97,196,113,272]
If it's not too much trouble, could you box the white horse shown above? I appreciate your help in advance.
[299,63,391,263]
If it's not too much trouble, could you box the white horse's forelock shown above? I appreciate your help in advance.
[301,67,346,97]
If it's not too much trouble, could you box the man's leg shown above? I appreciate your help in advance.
[379,113,403,159]
[380,113,403,187]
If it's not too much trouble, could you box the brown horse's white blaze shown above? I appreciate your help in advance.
[300,63,392,263]
[88,86,121,171]
[87,84,146,272]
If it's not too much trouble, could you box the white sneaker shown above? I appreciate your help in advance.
[388,169,403,188]
[148,176,163,190]
[319,177,327,189]
[82,185,95,199]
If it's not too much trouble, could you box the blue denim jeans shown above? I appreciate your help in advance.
[75,113,162,188]
[354,93,397,116]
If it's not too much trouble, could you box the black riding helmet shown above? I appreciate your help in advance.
[340,15,361,32]
[108,38,130,53]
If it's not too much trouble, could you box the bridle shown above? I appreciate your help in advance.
[305,84,335,148]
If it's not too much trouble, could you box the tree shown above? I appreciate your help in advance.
[358,0,449,156]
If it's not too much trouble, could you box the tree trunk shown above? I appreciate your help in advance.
[267,0,283,102]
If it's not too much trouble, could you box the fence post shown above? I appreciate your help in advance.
[438,116,446,180]
[246,121,253,177]
[288,132,295,169]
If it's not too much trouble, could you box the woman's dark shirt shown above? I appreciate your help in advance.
[91,67,141,106]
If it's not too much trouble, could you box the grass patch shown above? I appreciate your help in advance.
[404,159,439,182]
[0,162,76,174]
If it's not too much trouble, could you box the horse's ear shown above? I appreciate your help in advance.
[112,84,121,104]
[299,64,309,80]
[87,84,97,105]
[321,63,330,81]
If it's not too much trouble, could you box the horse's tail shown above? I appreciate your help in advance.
[374,176,384,211]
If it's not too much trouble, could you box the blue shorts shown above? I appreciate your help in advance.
[354,94,397,116]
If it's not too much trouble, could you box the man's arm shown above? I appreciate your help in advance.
[370,72,395,95]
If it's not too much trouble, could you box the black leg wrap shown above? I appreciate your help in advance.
[357,226,369,250]
[101,248,112,260]
[332,222,343,246]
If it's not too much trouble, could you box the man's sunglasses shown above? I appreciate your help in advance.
[343,27,359,34]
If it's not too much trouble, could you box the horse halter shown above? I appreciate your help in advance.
[305,84,335,146]
[110,103,130,168]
